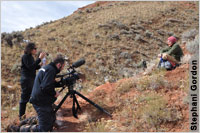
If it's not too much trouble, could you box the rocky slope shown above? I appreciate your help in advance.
[1,1,199,132]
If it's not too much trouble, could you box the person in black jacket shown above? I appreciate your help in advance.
[19,42,45,120]
[27,54,66,132]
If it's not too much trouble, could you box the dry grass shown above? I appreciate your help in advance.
[136,69,169,91]
[129,92,181,132]
[1,1,198,131]
[116,78,136,94]
[84,118,113,132]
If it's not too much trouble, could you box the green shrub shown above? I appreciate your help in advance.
[133,92,182,131]
[186,35,199,58]
[136,71,169,91]
[11,62,21,74]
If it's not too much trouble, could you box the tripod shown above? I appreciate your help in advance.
[54,85,112,118]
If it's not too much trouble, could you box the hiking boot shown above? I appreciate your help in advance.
[29,116,38,125]
[19,114,26,121]
[20,124,31,132]
[19,116,38,126]
[30,125,39,132]
[7,125,20,132]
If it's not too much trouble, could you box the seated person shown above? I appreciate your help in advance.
[158,36,184,70]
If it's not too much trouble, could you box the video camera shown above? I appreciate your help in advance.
[56,58,85,89]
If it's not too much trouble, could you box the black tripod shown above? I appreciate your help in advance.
[54,85,112,118]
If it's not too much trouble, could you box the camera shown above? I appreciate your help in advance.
[56,58,85,88]
[61,73,80,86]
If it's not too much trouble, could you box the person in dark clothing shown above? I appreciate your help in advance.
[25,54,66,132]
[19,42,45,120]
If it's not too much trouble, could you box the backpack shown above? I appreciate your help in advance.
[158,58,174,70]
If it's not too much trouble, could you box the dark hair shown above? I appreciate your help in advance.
[53,54,65,65]
[24,42,36,54]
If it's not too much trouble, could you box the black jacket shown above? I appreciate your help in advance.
[21,54,41,78]
[30,62,62,106]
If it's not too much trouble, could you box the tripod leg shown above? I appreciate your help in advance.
[54,92,70,113]
[74,91,112,117]
[74,95,81,111]
[72,94,78,118]
[71,93,82,119]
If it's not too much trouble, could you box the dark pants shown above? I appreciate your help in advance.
[19,76,34,117]
[32,104,56,132]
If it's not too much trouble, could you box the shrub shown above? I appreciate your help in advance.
[186,35,199,58]
[11,61,21,75]
[136,69,169,91]
[133,92,182,131]
[181,54,191,64]
[116,78,136,94]
[182,29,198,42]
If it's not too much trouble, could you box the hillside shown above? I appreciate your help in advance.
[1,1,199,132]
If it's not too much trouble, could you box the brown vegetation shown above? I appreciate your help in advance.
[1,1,199,132]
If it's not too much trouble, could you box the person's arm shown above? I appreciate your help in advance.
[22,55,41,70]
[166,44,180,56]
[160,47,170,53]
[40,69,56,96]
[36,58,41,70]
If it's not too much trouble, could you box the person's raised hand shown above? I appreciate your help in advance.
[39,52,46,60]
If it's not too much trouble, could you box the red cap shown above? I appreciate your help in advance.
[168,36,177,44]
